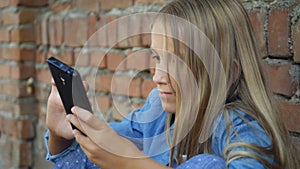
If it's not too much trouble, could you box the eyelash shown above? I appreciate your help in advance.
[152,55,160,61]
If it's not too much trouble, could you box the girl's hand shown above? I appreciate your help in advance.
[46,78,73,140]
[68,106,168,169]
[46,79,90,155]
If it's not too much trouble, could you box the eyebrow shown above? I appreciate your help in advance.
[150,47,159,56]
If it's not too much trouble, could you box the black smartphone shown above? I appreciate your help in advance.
[47,56,92,130]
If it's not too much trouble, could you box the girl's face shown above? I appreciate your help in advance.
[151,27,178,114]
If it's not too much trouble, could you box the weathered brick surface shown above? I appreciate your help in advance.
[268,8,290,57]
[249,9,267,58]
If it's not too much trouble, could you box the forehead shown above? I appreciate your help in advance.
[150,23,174,52]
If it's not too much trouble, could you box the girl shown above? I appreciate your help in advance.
[45,0,300,168]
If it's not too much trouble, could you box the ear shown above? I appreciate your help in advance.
[231,59,241,85]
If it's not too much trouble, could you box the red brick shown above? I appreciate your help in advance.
[35,20,41,45]
[0,136,13,167]
[97,16,109,46]
[128,14,142,47]
[106,16,118,48]
[50,1,72,12]
[141,13,152,47]
[1,9,36,25]
[0,98,12,114]
[35,85,51,101]
[101,0,133,10]
[142,78,156,98]
[96,96,111,114]
[0,64,10,78]
[3,118,34,139]
[13,101,37,116]
[95,73,112,93]
[2,82,31,97]
[11,0,48,6]
[18,9,37,24]
[35,47,48,63]
[1,11,19,25]
[129,77,142,97]
[15,141,32,167]
[0,0,10,8]
[74,0,100,12]
[111,100,132,121]
[262,63,297,97]
[278,101,300,132]
[37,103,47,122]
[89,49,106,68]
[106,52,126,71]
[292,20,300,63]
[127,49,150,71]
[0,47,11,60]
[10,65,35,80]
[1,47,35,61]
[0,29,10,42]
[88,13,98,38]
[116,15,129,48]
[41,17,48,45]
[64,17,89,47]
[111,75,142,97]
[74,50,89,67]
[36,68,51,84]
[249,9,267,58]
[268,8,290,57]
[135,0,164,5]
[59,49,74,65]
[49,16,64,46]
[11,27,35,42]
[0,99,13,113]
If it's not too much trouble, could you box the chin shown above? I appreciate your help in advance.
[162,103,176,114]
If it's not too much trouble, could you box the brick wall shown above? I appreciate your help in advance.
[0,0,299,168]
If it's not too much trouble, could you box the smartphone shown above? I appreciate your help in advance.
[47,56,92,130]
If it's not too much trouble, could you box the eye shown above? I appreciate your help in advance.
[152,55,160,62]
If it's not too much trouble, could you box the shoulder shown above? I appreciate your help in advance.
[213,109,270,146]
[212,108,272,154]
[212,108,274,168]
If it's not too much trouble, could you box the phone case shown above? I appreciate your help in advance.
[47,57,92,116]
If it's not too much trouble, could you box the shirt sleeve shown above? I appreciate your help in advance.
[212,110,275,169]
[44,130,100,169]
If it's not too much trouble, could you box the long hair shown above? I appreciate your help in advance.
[156,0,300,168]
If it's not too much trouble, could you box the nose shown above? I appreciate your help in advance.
[153,68,168,86]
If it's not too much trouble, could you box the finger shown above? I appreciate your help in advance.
[66,114,87,135]
[51,78,56,86]
[71,106,105,130]
[73,129,102,157]
[82,81,89,92]
[50,78,59,94]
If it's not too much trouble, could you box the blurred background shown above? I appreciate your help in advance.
[0,0,299,168]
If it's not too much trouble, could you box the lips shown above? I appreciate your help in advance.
[159,91,172,94]
[158,90,174,99]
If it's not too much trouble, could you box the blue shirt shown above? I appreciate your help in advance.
[45,88,274,169]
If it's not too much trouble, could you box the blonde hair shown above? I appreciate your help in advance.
[156,0,300,168]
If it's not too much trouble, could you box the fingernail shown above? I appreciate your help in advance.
[71,106,78,113]
[66,114,71,119]
[72,129,79,135]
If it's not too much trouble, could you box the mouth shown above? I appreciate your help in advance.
[158,90,174,98]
